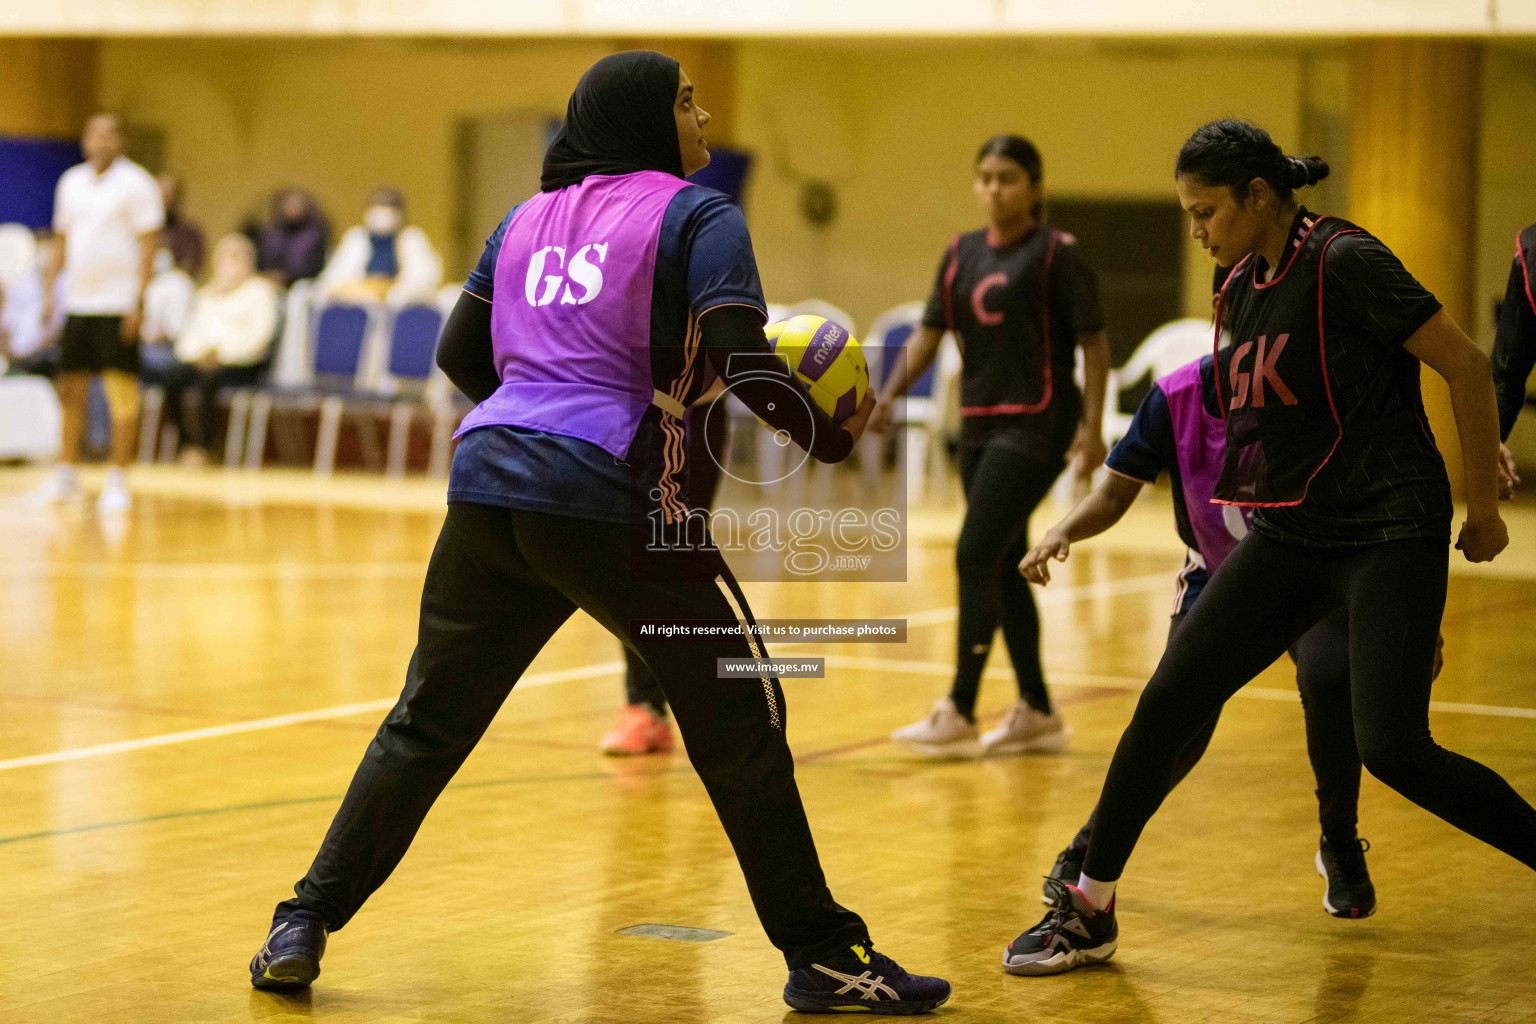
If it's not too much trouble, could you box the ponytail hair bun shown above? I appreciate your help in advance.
[1176,119,1328,202]
[1284,154,1330,189]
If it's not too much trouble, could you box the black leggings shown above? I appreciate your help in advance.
[949,443,1064,719]
[624,397,729,713]
[277,502,868,969]
[1070,608,1361,852]
[159,360,264,451]
[1084,531,1536,882]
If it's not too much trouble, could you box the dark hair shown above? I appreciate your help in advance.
[1175,119,1329,203]
[976,134,1043,184]
[976,134,1044,221]
[369,186,406,211]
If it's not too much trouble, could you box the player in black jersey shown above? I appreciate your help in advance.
[1491,221,1536,497]
[1004,120,1536,977]
[874,134,1111,758]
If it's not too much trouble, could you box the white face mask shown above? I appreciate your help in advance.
[153,249,175,275]
[363,205,403,235]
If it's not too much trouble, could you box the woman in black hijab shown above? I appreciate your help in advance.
[247,51,949,1016]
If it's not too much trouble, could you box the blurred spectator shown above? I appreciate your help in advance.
[318,186,441,305]
[161,234,278,466]
[138,247,196,381]
[2,229,66,376]
[256,188,329,287]
[33,113,163,513]
[158,172,205,277]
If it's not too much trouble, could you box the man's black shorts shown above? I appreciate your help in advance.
[59,315,140,374]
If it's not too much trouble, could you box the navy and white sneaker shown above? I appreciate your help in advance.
[1042,844,1086,905]
[250,913,328,991]
[783,941,951,1014]
[1316,835,1376,919]
[1004,879,1117,976]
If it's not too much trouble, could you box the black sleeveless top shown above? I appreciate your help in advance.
[922,225,1104,462]
[1215,208,1449,548]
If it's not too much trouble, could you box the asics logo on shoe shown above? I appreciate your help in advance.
[811,964,900,1001]
[851,943,871,964]
[255,922,289,969]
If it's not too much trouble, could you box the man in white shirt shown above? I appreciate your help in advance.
[34,113,164,513]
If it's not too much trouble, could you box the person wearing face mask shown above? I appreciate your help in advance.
[874,134,1112,759]
[317,186,442,305]
[1001,118,1535,979]
[256,189,330,287]
[158,234,278,465]
[246,51,950,1015]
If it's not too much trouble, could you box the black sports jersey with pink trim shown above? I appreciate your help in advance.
[1215,208,1448,548]
[1492,223,1536,441]
[921,225,1104,460]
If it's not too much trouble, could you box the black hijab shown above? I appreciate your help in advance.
[541,51,684,192]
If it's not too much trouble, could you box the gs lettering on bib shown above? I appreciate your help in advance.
[455,170,691,457]
[1212,215,1362,507]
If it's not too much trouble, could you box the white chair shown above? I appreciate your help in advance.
[0,376,62,462]
[1104,317,1213,445]
[889,323,960,503]
[1052,315,1215,506]
[0,223,37,285]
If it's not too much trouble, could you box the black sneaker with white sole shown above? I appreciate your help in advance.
[249,913,328,991]
[1004,879,1117,976]
[1316,835,1376,919]
[1042,844,1086,905]
[783,941,951,1014]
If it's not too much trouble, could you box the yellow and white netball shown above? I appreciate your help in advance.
[763,315,869,424]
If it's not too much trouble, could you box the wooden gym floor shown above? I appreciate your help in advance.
[1,464,1533,1024]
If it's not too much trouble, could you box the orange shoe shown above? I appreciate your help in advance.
[600,704,674,756]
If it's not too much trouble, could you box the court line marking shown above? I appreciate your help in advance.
[820,656,1536,720]
[0,661,623,772]
[0,573,1166,773]
[7,569,1531,774]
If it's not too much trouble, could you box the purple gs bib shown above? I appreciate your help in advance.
[1159,358,1251,573]
[455,171,691,457]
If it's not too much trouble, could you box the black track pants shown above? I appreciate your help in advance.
[624,397,730,713]
[277,502,868,969]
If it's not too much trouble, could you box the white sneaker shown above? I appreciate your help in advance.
[891,697,982,758]
[27,465,81,506]
[980,701,1071,756]
[97,469,131,514]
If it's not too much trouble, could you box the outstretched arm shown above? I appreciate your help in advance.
[1018,471,1146,585]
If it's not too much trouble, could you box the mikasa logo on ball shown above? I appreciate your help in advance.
[525,243,609,306]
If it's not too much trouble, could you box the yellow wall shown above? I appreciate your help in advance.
[91,36,1531,347]
[97,36,1316,328]
[96,38,612,267]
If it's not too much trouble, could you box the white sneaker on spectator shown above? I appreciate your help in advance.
[891,697,982,758]
[97,469,131,515]
[981,701,1071,756]
[28,465,81,506]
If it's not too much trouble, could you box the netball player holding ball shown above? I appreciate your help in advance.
[248,51,949,1014]
[875,135,1112,758]
[1003,120,1536,977]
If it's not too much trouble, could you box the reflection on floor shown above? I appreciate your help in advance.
[1,464,1533,1023]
